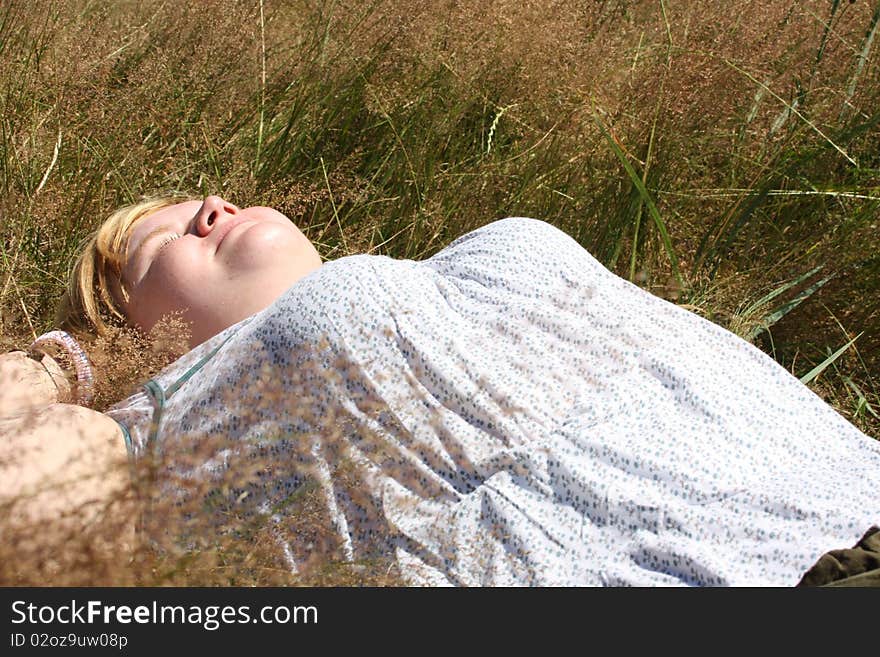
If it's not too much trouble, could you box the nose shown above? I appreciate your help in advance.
[194,195,238,236]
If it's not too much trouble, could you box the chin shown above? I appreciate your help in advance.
[228,222,302,263]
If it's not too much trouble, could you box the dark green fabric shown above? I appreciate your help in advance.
[823,567,880,587]
[797,526,880,587]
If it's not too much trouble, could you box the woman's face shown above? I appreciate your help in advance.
[122,196,322,346]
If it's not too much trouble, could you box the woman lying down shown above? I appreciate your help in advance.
[2,194,878,586]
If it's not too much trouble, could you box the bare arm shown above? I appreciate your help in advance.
[0,352,133,560]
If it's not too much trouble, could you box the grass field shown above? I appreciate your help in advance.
[1,0,879,584]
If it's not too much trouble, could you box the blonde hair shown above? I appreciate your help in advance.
[56,193,199,336]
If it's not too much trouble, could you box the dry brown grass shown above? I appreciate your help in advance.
[1,0,879,585]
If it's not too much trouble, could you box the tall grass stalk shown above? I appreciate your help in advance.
[254,0,267,176]
[841,2,880,120]
[593,109,684,288]
[800,332,862,385]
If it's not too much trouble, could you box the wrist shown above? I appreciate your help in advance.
[27,331,95,407]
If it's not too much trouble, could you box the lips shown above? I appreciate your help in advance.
[213,217,255,251]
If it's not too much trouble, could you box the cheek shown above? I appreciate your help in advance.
[147,259,195,296]
[132,253,204,317]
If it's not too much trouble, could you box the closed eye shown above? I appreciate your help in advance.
[156,232,182,253]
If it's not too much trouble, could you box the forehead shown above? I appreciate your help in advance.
[127,201,203,254]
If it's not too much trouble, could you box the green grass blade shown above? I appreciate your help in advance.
[800,332,862,385]
[593,111,683,288]
[741,265,824,318]
[746,268,834,340]
[844,377,880,420]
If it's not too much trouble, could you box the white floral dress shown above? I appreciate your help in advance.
[108,217,880,586]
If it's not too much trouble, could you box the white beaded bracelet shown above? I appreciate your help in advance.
[27,330,95,407]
